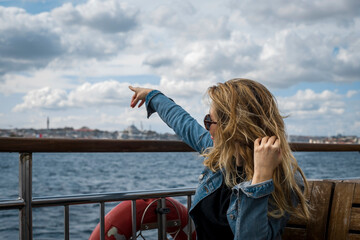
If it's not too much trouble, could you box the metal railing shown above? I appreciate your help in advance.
[0,137,359,240]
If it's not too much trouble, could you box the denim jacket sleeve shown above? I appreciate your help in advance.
[145,90,213,153]
[232,180,286,239]
[229,172,304,240]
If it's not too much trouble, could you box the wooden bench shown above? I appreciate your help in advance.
[283,179,360,240]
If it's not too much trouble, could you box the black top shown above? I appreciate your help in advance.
[192,167,244,240]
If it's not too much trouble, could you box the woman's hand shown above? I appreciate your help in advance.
[129,86,153,108]
[252,136,282,184]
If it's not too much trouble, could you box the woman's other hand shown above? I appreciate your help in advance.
[252,136,282,184]
[129,86,153,108]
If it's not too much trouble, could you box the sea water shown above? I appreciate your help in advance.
[0,151,359,239]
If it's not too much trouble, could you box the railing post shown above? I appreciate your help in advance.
[157,198,167,240]
[64,205,69,240]
[131,200,137,239]
[187,195,192,240]
[19,152,33,240]
[100,202,105,240]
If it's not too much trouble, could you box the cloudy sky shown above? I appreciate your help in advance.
[0,0,359,136]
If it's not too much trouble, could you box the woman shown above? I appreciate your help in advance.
[129,78,310,239]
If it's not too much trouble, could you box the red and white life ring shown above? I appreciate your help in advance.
[89,197,196,240]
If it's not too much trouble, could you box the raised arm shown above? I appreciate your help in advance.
[129,86,213,153]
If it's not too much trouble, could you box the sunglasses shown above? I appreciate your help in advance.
[204,114,217,131]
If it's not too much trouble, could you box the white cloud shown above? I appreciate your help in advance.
[142,23,360,89]
[346,90,358,98]
[334,37,360,80]
[228,0,360,26]
[0,0,139,78]
[13,80,136,111]
[2,0,360,89]
[52,1,138,33]
[143,33,261,84]
[146,2,196,29]
[139,0,360,89]
[66,81,133,107]
[277,88,360,136]
[13,87,68,112]
[49,0,138,62]
[0,69,77,95]
[143,54,175,68]
[0,6,62,75]
[278,89,345,119]
[149,5,183,29]
[12,78,209,112]
[158,78,211,98]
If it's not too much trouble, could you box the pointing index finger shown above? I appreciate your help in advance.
[129,86,136,92]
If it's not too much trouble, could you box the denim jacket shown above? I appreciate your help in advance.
[145,90,302,240]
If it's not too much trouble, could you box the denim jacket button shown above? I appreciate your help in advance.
[230,214,235,220]
[198,174,204,181]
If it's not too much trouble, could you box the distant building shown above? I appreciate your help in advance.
[119,125,179,140]
[120,125,141,139]
[76,126,93,132]
[309,134,359,144]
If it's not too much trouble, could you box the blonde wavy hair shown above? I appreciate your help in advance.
[203,78,310,220]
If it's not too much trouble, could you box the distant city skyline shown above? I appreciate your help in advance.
[0,0,359,136]
[1,125,359,146]
[1,123,358,139]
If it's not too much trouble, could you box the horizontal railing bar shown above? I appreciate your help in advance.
[0,138,193,153]
[290,143,360,152]
[0,138,359,152]
[2,178,360,210]
[0,199,25,210]
[31,188,196,208]
[0,189,196,209]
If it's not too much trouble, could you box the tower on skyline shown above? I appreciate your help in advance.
[47,117,49,130]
